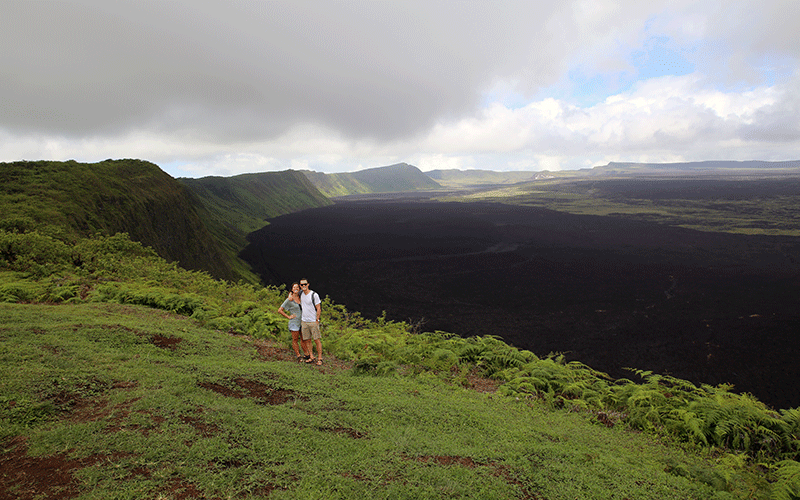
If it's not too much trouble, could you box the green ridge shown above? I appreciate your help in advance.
[304,163,442,197]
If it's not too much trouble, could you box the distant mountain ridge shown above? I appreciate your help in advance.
[590,160,800,177]
[423,160,800,189]
[303,162,441,197]
[427,169,537,187]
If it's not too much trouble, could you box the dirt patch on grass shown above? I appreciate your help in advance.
[0,436,133,500]
[45,378,142,427]
[0,426,274,500]
[198,377,307,405]
[0,436,83,500]
[254,338,354,372]
[180,413,222,438]
[151,333,182,350]
[464,368,502,393]
[408,454,541,499]
[161,478,221,500]
[415,454,480,467]
[320,426,367,439]
[47,379,165,438]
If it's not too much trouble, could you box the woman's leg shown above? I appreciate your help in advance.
[290,330,301,357]
[301,339,312,358]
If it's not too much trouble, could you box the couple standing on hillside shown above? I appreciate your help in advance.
[278,279,323,365]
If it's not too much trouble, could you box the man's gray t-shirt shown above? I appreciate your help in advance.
[300,290,321,322]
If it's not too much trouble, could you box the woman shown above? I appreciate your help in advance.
[278,282,306,361]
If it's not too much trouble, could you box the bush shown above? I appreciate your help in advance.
[772,460,800,500]
[0,230,72,276]
[92,283,205,315]
[0,281,44,303]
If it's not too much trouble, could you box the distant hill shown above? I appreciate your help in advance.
[426,169,538,187]
[0,159,239,280]
[303,163,441,197]
[589,160,800,177]
[179,170,331,279]
[428,161,800,187]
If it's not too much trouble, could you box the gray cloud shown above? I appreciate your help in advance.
[1,1,571,142]
[1,1,799,175]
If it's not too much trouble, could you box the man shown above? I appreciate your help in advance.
[299,279,323,365]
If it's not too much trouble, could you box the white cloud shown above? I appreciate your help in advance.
[415,71,800,166]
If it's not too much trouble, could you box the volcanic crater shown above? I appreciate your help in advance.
[242,196,800,409]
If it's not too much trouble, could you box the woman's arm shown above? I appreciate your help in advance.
[277,305,295,319]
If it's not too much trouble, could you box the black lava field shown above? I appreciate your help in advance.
[242,197,800,409]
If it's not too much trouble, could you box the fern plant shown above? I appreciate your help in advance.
[771,460,800,500]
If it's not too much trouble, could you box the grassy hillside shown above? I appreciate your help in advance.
[3,160,800,497]
[0,159,239,281]
[0,301,759,500]
[304,163,442,197]
[179,170,332,281]
[302,171,373,197]
[1,230,799,498]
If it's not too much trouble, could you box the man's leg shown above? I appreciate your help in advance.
[314,338,322,364]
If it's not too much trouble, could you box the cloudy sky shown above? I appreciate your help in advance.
[2,1,799,178]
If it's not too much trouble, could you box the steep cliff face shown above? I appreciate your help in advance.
[1,159,238,280]
[179,170,333,280]
[179,169,332,237]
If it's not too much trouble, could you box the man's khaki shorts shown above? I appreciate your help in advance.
[301,321,321,340]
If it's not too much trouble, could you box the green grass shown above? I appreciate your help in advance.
[0,302,756,499]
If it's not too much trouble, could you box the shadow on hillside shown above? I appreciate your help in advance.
[241,198,800,409]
